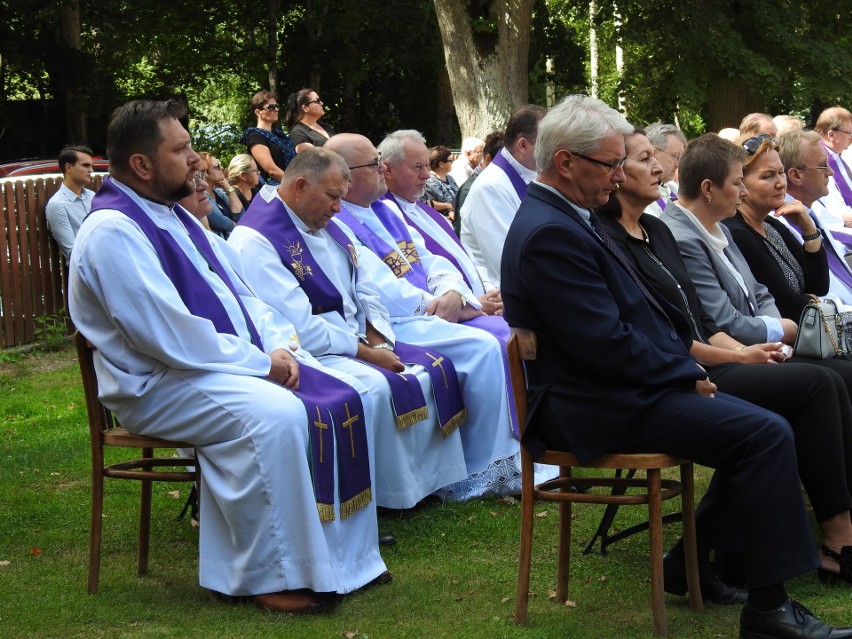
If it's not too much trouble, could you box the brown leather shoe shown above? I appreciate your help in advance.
[254,589,338,614]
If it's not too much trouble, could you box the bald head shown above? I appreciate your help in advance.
[325,133,388,207]
[325,133,372,165]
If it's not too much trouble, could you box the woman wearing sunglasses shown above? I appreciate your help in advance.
[722,134,829,321]
[285,88,336,153]
[239,90,296,185]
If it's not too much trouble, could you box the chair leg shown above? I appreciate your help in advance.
[680,463,703,612]
[647,468,668,637]
[87,469,104,595]
[556,467,572,602]
[515,452,536,624]
[137,448,153,577]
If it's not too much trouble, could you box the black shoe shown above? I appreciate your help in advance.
[740,599,852,638]
[379,532,397,547]
[664,551,747,605]
[358,570,393,592]
[817,545,852,586]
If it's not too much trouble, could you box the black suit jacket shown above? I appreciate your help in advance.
[501,182,706,463]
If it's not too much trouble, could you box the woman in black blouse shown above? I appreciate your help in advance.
[723,134,828,320]
[240,90,296,185]
[598,129,852,589]
[285,88,336,152]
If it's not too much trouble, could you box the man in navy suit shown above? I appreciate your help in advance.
[501,94,852,639]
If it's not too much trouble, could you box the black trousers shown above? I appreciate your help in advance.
[538,389,819,589]
[710,361,852,522]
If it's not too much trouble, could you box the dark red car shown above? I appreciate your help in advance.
[0,156,109,178]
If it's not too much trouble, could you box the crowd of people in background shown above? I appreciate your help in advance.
[41,89,852,638]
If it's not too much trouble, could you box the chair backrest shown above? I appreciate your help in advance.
[507,327,538,439]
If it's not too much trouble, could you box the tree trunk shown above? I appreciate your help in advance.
[60,0,86,143]
[265,0,279,93]
[589,0,598,99]
[613,4,625,114]
[706,80,765,132]
[433,0,534,140]
[304,0,331,91]
[435,66,456,144]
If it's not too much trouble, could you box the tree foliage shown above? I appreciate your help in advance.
[1,0,851,161]
[586,0,852,133]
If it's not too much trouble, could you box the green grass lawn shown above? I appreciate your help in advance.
[1,343,850,638]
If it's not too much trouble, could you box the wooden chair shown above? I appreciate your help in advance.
[75,332,200,594]
[509,328,703,636]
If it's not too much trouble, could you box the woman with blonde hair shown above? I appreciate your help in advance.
[227,153,260,209]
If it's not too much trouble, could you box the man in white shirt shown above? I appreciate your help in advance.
[228,149,471,510]
[45,145,95,259]
[324,134,535,501]
[811,106,852,236]
[448,136,483,186]
[377,129,503,315]
[68,100,386,614]
[460,105,545,286]
[643,123,685,217]
[777,129,852,304]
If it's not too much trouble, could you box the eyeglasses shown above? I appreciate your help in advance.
[572,151,627,173]
[797,166,831,171]
[192,171,207,187]
[832,127,852,136]
[742,134,776,155]
[262,103,280,111]
[348,153,383,171]
[306,99,323,106]
[655,148,681,163]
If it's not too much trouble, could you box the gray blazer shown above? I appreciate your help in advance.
[660,201,782,344]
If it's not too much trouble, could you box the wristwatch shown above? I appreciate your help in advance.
[371,342,394,351]
[448,289,467,307]
[227,186,236,193]
[801,230,821,241]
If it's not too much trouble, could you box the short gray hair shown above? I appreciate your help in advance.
[645,122,686,149]
[377,130,427,167]
[535,95,633,172]
[460,137,483,152]
[280,147,350,187]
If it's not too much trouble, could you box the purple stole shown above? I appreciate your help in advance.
[240,195,466,436]
[343,201,519,438]
[375,197,519,436]
[379,193,480,293]
[331,203,467,434]
[824,143,852,208]
[653,186,677,214]
[793,212,852,290]
[490,151,528,200]
[91,178,370,521]
[336,201,430,291]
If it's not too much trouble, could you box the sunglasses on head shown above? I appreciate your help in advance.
[741,133,776,155]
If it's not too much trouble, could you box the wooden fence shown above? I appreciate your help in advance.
[0,175,104,348]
